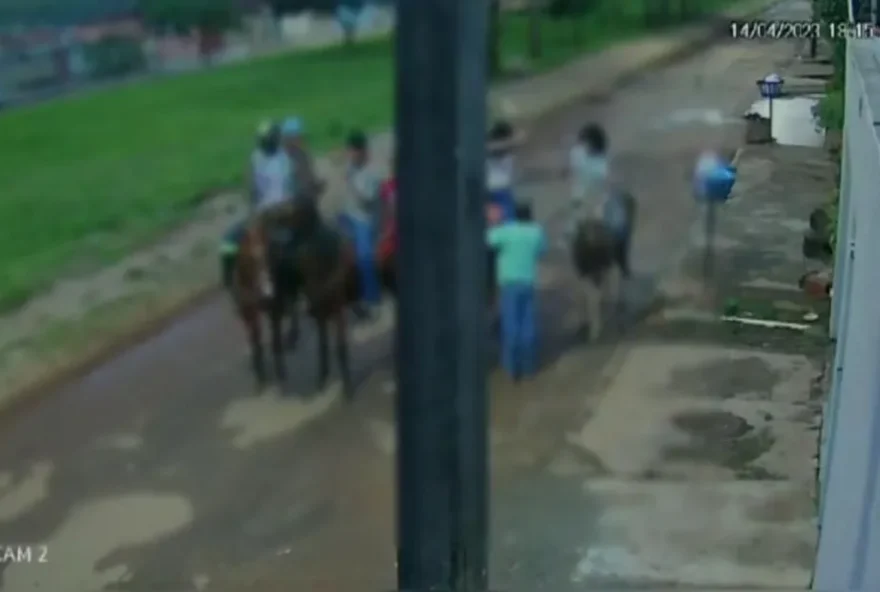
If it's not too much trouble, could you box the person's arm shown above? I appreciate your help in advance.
[486,226,504,249]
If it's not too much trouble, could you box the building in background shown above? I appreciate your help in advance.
[0,0,145,104]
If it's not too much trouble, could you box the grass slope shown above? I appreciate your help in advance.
[0,0,736,311]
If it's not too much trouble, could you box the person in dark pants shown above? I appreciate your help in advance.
[486,200,547,380]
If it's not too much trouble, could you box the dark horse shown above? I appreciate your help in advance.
[230,215,299,389]
[570,191,637,341]
[231,202,395,398]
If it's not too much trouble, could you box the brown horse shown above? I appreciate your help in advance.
[284,201,397,398]
[230,215,300,389]
[571,192,637,341]
[233,201,400,397]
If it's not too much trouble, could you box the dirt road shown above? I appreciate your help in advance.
[0,4,816,590]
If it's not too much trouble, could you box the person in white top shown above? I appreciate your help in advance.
[220,121,292,287]
[566,123,611,238]
[487,120,521,223]
[249,122,293,214]
[568,123,636,276]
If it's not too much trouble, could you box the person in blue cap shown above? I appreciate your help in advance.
[280,116,325,204]
[487,198,547,380]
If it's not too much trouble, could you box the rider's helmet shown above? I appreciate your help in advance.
[281,117,304,139]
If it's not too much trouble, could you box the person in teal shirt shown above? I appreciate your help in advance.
[487,201,547,379]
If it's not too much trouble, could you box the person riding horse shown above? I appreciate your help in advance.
[220,120,295,287]
[567,123,637,340]
[281,117,326,205]
[337,129,383,318]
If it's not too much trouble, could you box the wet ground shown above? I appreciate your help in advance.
[0,3,826,590]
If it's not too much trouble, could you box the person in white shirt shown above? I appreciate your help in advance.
[487,120,520,223]
[568,123,634,277]
[249,122,293,214]
[221,121,291,287]
[567,123,610,228]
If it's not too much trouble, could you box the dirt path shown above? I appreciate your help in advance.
[0,2,825,588]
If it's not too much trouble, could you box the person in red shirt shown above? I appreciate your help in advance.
[377,155,397,262]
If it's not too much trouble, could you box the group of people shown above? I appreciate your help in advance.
[220,118,394,319]
[220,114,632,383]
[485,119,632,381]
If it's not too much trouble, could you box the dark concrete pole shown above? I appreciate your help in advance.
[394,0,490,590]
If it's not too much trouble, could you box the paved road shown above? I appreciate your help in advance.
[0,8,809,591]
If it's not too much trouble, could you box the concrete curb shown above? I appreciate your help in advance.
[0,0,782,423]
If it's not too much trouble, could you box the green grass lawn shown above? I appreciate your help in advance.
[0,0,738,311]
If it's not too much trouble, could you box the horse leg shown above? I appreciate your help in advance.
[315,316,331,393]
[334,310,354,399]
[606,263,622,308]
[582,277,603,342]
[285,289,300,350]
[269,299,287,386]
[606,264,625,331]
[243,308,268,390]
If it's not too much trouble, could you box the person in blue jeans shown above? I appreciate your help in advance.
[339,130,382,316]
[486,201,547,380]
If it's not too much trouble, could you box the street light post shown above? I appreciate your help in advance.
[394,0,490,590]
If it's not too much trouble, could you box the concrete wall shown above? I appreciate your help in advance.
[814,38,880,590]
